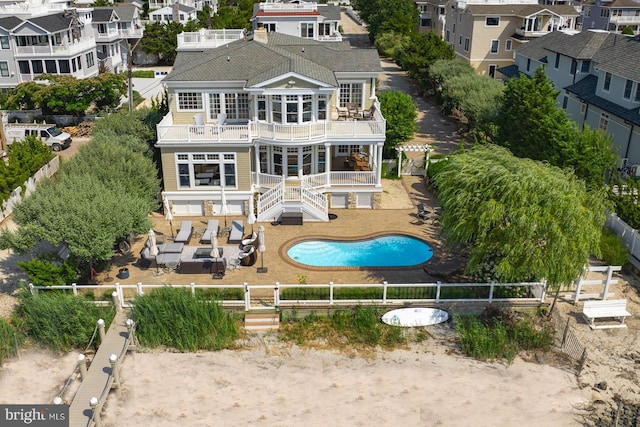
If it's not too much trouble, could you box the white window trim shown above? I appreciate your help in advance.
[176,92,204,112]
[490,39,499,54]
[505,39,512,51]
[175,152,237,189]
[485,16,500,26]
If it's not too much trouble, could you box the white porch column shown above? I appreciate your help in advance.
[376,142,384,187]
[254,142,261,188]
[324,142,331,187]
[370,77,376,99]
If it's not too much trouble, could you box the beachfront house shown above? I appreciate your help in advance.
[157,29,385,222]
[502,30,640,165]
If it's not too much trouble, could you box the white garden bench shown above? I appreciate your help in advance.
[582,299,631,330]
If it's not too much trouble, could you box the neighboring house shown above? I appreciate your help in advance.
[415,0,447,38]
[148,0,213,13]
[504,30,640,164]
[582,0,640,35]
[0,17,22,89]
[0,11,99,89]
[251,0,343,42]
[443,0,579,77]
[88,5,143,73]
[149,4,197,24]
[158,29,385,221]
[0,0,71,19]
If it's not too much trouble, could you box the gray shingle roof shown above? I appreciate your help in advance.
[565,75,640,126]
[166,32,381,86]
[27,12,73,33]
[113,4,138,21]
[92,8,118,23]
[515,31,569,62]
[318,4,341,21]
[0,16,23,31]
[544,30,611,59]
[591,35,640,81]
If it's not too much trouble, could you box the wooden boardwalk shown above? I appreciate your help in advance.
[69,310,131,427]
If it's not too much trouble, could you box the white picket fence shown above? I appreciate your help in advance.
[605,212,640,264]
[0,156,59,223]
[28,280,547,311]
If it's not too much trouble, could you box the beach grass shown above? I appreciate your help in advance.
[132,286,240,352]
[453,309,554,362]
[15,287,115,352]
[0,318,20,364]
[280,305,406,350]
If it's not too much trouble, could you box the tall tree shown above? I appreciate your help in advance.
[495,67,574,163]
[353,0,418,40]
[394,32,455,90]
[140,21,185,65]
[434,145,607,289]
[378,91,418,157]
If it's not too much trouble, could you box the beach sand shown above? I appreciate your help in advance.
[98,338,590,427]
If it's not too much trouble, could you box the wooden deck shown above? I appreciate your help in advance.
[69,310,131,427]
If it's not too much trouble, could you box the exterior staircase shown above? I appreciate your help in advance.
[244,309,280,331]
[257,181,328,222]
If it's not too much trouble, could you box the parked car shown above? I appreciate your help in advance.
[4,123,72,151]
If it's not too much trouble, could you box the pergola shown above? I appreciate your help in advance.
[395,144,431,178]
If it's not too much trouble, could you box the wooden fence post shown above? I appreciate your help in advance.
[561,318,570,348]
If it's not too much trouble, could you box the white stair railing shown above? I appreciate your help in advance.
[300,182,328,219]
[257,182,284,219]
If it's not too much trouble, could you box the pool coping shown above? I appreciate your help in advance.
[279,231,441,272]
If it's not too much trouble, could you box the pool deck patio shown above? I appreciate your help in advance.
[99,176,466,288]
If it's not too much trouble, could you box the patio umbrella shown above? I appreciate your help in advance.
[210,234,219,259]
[220,186,228,227]
[257,225,267,273]
[148,229,160,273]
[247,195,256,234]
[163,197,174,239]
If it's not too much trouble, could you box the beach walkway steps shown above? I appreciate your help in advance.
[245,309,280,331]
[69,310,132,427]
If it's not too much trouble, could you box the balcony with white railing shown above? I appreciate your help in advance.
[317,31,343,42]
[177,29,246,50]
[156,110,385,145]
[15,36,96,57]
[609,14,640,24]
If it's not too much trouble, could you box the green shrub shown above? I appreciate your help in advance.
[598,229,628,266]
[193,287,244,300]
[453,309,554,362]
[15,288,114,352]
[17,258,78,286]
[0,318,21,364]
[132,286,239,352]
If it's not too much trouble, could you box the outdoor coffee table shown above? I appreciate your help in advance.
[227,258,240,271]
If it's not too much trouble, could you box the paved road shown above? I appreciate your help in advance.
[341,11,462,158]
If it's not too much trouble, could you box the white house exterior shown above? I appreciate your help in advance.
[158,30,385,221]
[149,4,197,24]
[251,1,343,42]
[88,5,143,73]
[506,30,640,164]
[0,11,99,89]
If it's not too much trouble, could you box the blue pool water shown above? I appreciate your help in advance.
[287,235,433,267]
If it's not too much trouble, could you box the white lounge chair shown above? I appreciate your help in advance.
[174,220,193,243]
[228,220,244,243]
[201,219,219,243]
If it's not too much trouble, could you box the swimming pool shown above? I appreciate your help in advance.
[286,235,433,267]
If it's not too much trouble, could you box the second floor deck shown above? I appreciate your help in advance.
[157,111,386,145]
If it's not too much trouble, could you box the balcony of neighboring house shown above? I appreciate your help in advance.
[14,35,96,58]
[316,30,343,42]
[118,26,144,39]
[156,103,386,145]
[177,29,246,51]
[608,13,640,25]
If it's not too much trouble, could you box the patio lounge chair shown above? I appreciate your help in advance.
[201,219,219,244]
[174,220,193,243]
[228,220,244,243]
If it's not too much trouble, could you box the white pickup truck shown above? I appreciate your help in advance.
[4,123,72,152]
